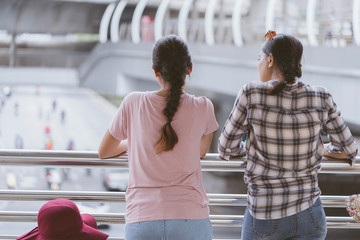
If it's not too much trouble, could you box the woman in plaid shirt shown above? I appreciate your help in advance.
[218,31,358,240]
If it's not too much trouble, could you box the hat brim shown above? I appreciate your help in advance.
[16,227,39,240]
[17,215,109,240]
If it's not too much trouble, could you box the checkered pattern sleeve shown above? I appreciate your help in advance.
[218,87,247,160]
[323,93,358,161]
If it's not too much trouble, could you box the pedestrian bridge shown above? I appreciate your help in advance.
[0,150,360,239]
[1,0,360,129]
[79,41,360,133]
[65,0,360,130]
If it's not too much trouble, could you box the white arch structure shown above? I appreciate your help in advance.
[353,0,360,46]
[178,0,193,42]
[306,0,318,46]
[99,2,117,43]
[265,0,277,31]
[154,0,170,41]
[110,0,128,43]
[131,0,148,44]
[204,0,218,46]
[232,0,244,47]
[100,0,360,47]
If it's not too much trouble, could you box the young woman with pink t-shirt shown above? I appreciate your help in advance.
[98,35,218,240]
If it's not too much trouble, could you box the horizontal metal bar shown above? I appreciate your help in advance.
[0,156,129,167]
[0,149,100,158]
[0,238,241,240]
[0,150,359,174]
[0,190,125,202]
[0,211,358,229]
[0,237,242,240]
[326,216,360,229]
[0,212,243,225]
[0,237,241,240]
[0,190,349,208]
[320,195,349,208]
[0,237,124,240]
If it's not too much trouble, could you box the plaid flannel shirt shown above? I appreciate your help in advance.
[218,80,358,220]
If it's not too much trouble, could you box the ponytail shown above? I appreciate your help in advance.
[270,80,288,95]
[152,35,191,153]
[263,33,303,95]
[154,75,184,153]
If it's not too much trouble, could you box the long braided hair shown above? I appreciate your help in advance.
[152,35,192,153]
[262,34,303,95]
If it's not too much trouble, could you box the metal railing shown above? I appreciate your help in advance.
[0,150,360,240]
[1,149,359,173]
[98,1,360,47]
[0,190,352,208]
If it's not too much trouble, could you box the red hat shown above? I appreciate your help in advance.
[16,199,109,240]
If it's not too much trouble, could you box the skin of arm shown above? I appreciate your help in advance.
[323,143,352,165]
[98,130,128,159]
[200,133,213,159]
[323,143,349,159]
[99,131,212,159]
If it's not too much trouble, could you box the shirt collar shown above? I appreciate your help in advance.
[268,80,304,92]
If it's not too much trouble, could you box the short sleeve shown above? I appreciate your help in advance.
[204,98,219,135]
[108,96,128,141]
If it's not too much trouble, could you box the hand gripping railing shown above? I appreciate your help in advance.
[0,149,360,240]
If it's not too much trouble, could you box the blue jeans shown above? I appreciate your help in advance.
[125,218,212,240]
[241,198,327,240]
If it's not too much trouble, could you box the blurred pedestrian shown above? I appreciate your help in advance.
[52,99,57,111]
[44,125,50,135]
[14,102,19,116]
[67,139,74,150]
[6,171,17,189]
[17,198,108,240]
[218,30,358,240]
[15,134,24,149]
[61,110,66,123]
[98,35,218,240]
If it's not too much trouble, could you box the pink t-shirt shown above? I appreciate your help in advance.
[109,91,218,223]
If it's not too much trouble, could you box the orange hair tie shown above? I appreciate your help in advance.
[265,30,276,40]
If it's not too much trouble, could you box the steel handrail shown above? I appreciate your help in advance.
[1,149,360,239]
[0,236,123,240]
[0,190,349,208]
[0,150,359,174]
[0,211,358,229]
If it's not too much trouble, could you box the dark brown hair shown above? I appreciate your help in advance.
[152,35,192,153]
[262,34,303,95]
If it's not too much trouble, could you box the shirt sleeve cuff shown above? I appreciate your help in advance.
[326,144,343,154]
[219,149,232,161]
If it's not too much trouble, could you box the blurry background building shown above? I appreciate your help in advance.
[0,0,358,66]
